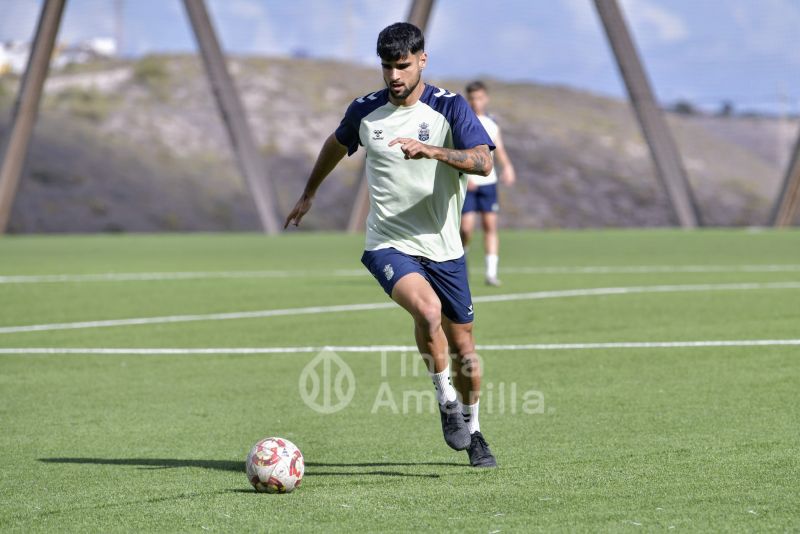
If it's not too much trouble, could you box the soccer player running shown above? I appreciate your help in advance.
[284,23,497,467]
[460,81,516,287]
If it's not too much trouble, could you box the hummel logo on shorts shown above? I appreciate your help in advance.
[383,263,394,280]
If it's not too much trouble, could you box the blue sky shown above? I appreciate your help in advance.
[2,0,799,113]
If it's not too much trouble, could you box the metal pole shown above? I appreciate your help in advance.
[0,0,66,234]
[594,0,701,228]
[347,0,436,233]
[346,157,371,233]
[183,0,280,234]
[406,0,435,30]
[770,133,800,227]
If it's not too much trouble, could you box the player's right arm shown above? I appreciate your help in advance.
[285,96,367,229]
[283,134,347,228]
[493,129,516,186]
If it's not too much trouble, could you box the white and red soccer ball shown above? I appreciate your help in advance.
[246,437,304,493]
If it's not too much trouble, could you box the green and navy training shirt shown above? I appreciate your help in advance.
[335,84,495,261]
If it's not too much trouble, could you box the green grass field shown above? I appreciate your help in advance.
[1,230,799,532]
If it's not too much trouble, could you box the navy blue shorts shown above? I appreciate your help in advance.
[462,183,499,213]
[361,248,474,324]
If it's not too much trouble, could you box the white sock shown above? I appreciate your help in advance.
[485,254,499,279]
[430,366,457,405]
[462,401,480,434]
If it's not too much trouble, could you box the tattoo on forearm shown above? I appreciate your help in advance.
[446,150,468,164]
[439,147,490,174]
[468,151,486,173]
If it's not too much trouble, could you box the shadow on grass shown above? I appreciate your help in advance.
[39,458,461,477]
[40,457,242,471]
[306,461,463,468]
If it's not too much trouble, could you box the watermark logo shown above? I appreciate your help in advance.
[372,350,548,415]
[298,349,551,416]
[298,349,356,414]
[370,380,547,415]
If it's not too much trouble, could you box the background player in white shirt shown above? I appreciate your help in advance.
[460,81,517,287]
[284,23,497,467]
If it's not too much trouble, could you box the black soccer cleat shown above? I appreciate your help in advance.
[467,431,497,468]
[439,400,471,451]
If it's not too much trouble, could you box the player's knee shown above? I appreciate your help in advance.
[482,213,497,231]
[451,324,475,355]
[414,300,441,331]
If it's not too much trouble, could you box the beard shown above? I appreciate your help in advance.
[388,73,421,100]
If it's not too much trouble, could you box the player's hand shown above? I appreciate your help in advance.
[388,137,435,160]
[284,194,313,229]
[501,168,516,186]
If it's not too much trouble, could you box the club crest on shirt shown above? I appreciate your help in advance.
[418,122,430,142]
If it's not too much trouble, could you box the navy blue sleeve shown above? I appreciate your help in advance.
[450,95,495,151]
[334,101,361,156]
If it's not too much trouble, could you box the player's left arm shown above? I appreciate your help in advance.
[493,129,516,185]
[387,138,493,177]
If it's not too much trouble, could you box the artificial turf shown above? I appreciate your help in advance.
[0,229,798,532]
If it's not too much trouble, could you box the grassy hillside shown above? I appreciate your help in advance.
[0,55,796,232]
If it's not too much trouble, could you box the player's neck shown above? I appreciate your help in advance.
[389,81,425,107]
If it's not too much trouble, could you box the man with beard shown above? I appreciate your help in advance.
[285,22,497,467]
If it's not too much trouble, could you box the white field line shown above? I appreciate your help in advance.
[501,264,800,275]
[0,269,366,284]
[1,264,800,284]
[1,339,800,355]
[1,281,799,335]
[0,302,396,334]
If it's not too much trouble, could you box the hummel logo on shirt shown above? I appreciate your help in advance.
[467,304,474,315]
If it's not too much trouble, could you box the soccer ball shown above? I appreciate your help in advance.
[246,437,304,493]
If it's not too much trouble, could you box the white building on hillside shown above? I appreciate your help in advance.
[0,41,31,75]
[1,37,117,75]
